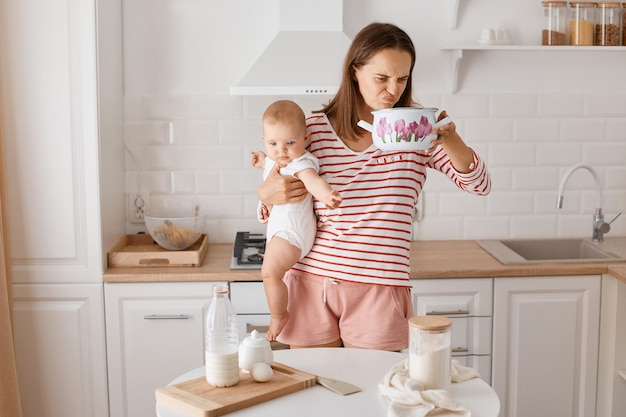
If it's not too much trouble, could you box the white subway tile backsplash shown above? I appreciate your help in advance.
[487,168,512,192]
[556,214,594,237]
[143,95,244,120]
[124,121,171,144]
[511,167,558,191]
[195,172,220,194]
[119,2,626,242]
[124,91,626,242]
[463,216,510,239]
[172,121,220,144]
[585,143,626,165]
[171,171,196,194]
[441,94,490,117]
[489,143,536,167]
[219,120,261,145]
[561,118,606,141]
[439,192,488,216]
[464,118,514,143]
[514,118,560,142]
[606,118,626,141]
[511,215,558,238]
[537,94,584,117]
[535,143,583,166]
[490,94,537,117]
[488,191,534,215]
[413,217,464,241]
[586,95,626,117]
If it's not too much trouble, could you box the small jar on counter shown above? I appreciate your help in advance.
[595,2,621,45]
[569,1,596,45]
[542,1,569,45]
[408,316,452,391]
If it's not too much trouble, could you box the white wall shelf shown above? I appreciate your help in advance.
[442,45,626,92]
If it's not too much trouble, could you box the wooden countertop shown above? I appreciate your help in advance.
[103,240,626,284]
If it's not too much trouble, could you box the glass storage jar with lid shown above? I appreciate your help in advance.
[595,2,621,45]
[408,316,452,391]
[542,1,569,45]
[622,3,626,45]
[569,1,597,45]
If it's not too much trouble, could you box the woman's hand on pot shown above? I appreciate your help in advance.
[426,110,458,152]
[429,110,475,172]
[258,163,308,205]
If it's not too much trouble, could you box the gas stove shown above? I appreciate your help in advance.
[230,231,265,270]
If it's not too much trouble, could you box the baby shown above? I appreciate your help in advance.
[251,100,342,341]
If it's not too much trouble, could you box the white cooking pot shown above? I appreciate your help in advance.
[357,107,452,151]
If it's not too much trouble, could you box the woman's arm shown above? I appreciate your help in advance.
[257,163,308,207]
[428,111,475,173]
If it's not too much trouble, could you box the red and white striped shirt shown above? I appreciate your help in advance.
[287,113,491,287]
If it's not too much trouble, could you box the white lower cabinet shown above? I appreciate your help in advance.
[597,275,626,417]
[12,284,109,417]
[492,275,601,417]
[410,278,493,383]
[104,282,220,417]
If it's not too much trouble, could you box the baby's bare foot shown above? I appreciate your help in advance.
[266,312,290,341]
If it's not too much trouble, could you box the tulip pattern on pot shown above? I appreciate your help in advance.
[376,116,433,144]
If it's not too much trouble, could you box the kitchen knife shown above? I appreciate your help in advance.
[316,376,361,395]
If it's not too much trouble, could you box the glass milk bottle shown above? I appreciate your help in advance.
[204,284,240,387]
[569,1,596,45]
[542,1,569,45]
[408,316,452,391]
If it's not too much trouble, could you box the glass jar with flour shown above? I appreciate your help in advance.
[408,316,452,391]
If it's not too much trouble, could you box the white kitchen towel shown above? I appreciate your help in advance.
[378,359,479,417]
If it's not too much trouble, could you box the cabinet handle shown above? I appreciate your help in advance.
[426,309,470,316]
[452,347,470,353]
[143,314,190,320]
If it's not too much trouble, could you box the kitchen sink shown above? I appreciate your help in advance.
[477,238,626,265]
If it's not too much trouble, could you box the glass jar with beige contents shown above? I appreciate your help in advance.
[542,1,569,45]
[595,2,621,45]
[569,1,596,45]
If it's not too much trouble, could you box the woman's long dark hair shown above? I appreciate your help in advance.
[315,22,416,141]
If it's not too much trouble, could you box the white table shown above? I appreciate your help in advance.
[157,348,500,417]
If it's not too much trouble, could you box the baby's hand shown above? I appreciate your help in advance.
[325,190,342,209]
[251,151,266,168]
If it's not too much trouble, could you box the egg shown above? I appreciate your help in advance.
[250,362,273,382]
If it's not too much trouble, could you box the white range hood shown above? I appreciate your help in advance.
[230,0,351,96]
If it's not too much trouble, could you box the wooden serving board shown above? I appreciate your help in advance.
[107,234,208,267]
[155,362,317,417]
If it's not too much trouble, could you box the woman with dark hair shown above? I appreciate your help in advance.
[257,22,491,351]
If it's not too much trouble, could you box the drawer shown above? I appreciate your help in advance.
[411,278,493,317]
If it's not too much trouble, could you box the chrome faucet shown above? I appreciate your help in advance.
[556,163,621,242]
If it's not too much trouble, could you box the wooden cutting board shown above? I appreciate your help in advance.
[107,234,208,267]
[155,362,317,417]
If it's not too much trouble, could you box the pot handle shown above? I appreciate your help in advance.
[357,120,373,132]
[433,116,452,129]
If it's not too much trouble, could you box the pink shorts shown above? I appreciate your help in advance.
[276,271,413,351]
